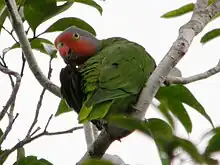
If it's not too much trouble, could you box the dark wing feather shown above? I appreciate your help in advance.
[60,65,104,130]
[60,65,83,113]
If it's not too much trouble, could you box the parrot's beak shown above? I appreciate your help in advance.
[58,45,70,57]
[63,49,79,64]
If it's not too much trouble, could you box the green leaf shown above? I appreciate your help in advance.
[41,43,57,58]
[201,29,220,44]
[204,131,220,156]
[57,0,103,14]
[0,128,3,136]
[44,17,96,36]
[24,0,73,32]
[172,136,204,163]
[0,1,7,34]
[109,116,174,165]
[16,0,26,5]
[146,119,173,165]
[10,38,57,57]
[157,136,205,164]
[55,99,72,116]
[0,0,5,14]
[75,0,102,15]
[156,85,213,132]
[13,156,52,165]
[161,0,214,19]
[201,127,220,140]
[109,116,204,164]
[165,99,192,133]
[0,149,9,164]
[0,0,27,34]
[82,159,114,165]
[146,118,173,141]
[161,3,194,18]
[208,0,216,5]
[158,103,174,128]
[109,116,173,140]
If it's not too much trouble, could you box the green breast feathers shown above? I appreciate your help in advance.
[78,37,156,123]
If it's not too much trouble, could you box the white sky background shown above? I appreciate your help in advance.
[0,0,220,164]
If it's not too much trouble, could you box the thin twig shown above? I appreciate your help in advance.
[30,127,41,137]
[20,53,26,77]
[44,114,53,132]
[1,25,18,43]
[0,51,18,146]
[167,60,220,84]
[4,0,61,97]
[0,54,15,88]
[47,57,53,79]
[0,65,21,121]
[26,88,46,137]
[26,58,53,137]
[0,113,19,145]
[46,126,83,135]
[0,121,83,161]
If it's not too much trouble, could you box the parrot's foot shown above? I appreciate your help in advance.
[91,119,106,131]
[163,79,170,86]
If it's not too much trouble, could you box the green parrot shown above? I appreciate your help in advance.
[55,26,156,130]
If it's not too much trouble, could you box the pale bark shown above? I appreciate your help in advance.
[133,0,220,119]
[167,59,220,84]
[78,0,220,163]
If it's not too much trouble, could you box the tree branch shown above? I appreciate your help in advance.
[5,0,98,152]
[0,51,15,88]
[76,131,115,164]
[0,65,21,121]
[4,0,61,97]
[0,113,18,145]
[1,25,18,43]
[133,0,220,119]
[167,59,220,84]
[83,122,98,148]
[20,52,26,77]
[26,58,53,137]
[77,0,220,163]
[0,115,83,161]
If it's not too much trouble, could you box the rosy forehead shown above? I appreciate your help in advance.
[54,33,72,47]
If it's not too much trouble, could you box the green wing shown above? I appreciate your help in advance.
[78,38,156,123]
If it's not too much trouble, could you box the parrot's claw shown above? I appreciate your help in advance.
[91,119,106,131]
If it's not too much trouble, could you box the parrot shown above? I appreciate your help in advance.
[54,26,156,130]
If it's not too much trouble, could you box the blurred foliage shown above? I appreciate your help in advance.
[109,116,219,165]
[13,156,53,165]
[161,0,220,44]
[82,159,114,165]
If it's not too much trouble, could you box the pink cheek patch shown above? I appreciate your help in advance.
[73,40,96,56]
[59,46,69,57]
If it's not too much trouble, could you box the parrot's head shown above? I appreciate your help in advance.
[54,26,100,65]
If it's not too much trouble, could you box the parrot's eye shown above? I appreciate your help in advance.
[57,42,64,48]
[72,33,80,40]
